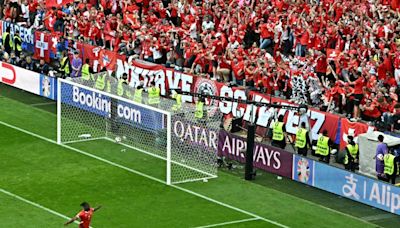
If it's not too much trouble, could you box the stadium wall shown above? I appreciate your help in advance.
[0,61,57,100]
[293,155,400,215]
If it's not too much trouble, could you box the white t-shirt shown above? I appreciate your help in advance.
[21,4,29,19]
[189,23,197,39]
[202,21,214,31]
[150,46,162,60]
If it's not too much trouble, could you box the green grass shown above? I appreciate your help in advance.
[0,84,398,227]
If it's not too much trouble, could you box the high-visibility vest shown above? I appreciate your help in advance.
[148,87,160,104]
[95,73,107,90]
[272,122,284,141]
[60,57,70,74]
[172,94,182,111]
[316,135,330,156]
[2,32,13,48]
[344,144,359,165]
[81,64,91,80]
[14,35,22,51]
[295,128,307,149]
[384,154,395,175]
[117,79,128,96]
[134,88,143,103]
[195,101,204,118]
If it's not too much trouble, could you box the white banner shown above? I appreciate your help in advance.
[0,61,40,95]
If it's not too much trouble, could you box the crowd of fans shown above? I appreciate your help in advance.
[2,0,400,130]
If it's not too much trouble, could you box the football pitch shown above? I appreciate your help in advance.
[0,84,399,228]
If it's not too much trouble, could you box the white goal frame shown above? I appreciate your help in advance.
[57,78,174,185]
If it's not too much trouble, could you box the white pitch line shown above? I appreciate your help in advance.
[30,102,56,107]
[0,120,289,228]
[0,188,81,226]
[193,217,260,228]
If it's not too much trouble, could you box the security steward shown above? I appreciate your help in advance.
[13,30,22,58]
[272,115,287,149]
[384,150,399,185]
[147,81,160,106]
[195,97,206,123]
[59,51,70,78]
[171,90,182,111]
[95,72,111,92]
[2,27,13,54]
[117,73,132,98]
[343,136,359,172]
[315,130,332,164]
[134,83,144,103]
[81,59,93,81]
[295,122,311,156]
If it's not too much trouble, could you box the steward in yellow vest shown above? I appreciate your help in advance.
[271,115,286,149]
[195,97,205,119]
[59,51,70,78]
[117,73,132,98]
[95,72,111,93]
[171,90,182,111]
[13,30,22,57]
[134,85,144,103]
[148,81,160,106]
[81,59,93,81]
[295,122,311,156]
[316,130,331,164]
[2,27,13,54]
[344,136,359,172]
[384,152,399,185]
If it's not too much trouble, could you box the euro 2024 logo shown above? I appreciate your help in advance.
[42,76,51,97]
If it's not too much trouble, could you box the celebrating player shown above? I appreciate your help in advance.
[64,202,101,228]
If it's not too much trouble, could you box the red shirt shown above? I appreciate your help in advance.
[231,61,245,80]
[78,208,94,228]
[394,54,400,69]
[299,31,310,46]
[353,77,365,95]
[315,55,327,73]
[363,103,381,119]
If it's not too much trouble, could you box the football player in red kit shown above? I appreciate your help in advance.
[64,202,101,228]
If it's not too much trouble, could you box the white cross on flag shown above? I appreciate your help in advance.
[326,49,341,61]
[34,31,50,62]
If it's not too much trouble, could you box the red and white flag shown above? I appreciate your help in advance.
[34,31,50,62]
[98,49,117,71]
[46,0,74,8]
[340,118,374,149]
[49,32,63,56]
[326,49,341,61]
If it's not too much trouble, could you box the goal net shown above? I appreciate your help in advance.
[57,75,220,185]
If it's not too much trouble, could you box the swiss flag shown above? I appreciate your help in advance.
[326,49,341,61]
[340,118,374,149]
[49,32,63,58]
[99,49,117,71]
[82,44,101,72]
[34,31,50,62]
[46,0,74,8]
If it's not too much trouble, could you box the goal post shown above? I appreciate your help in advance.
[57,77,218,185]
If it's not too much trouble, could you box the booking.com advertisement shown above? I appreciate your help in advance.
[61,82,165,131]
[313,162,400,215]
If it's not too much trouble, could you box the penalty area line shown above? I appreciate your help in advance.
[0,188,83,226]
[0,120,289,228]
[193,217,260,228]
